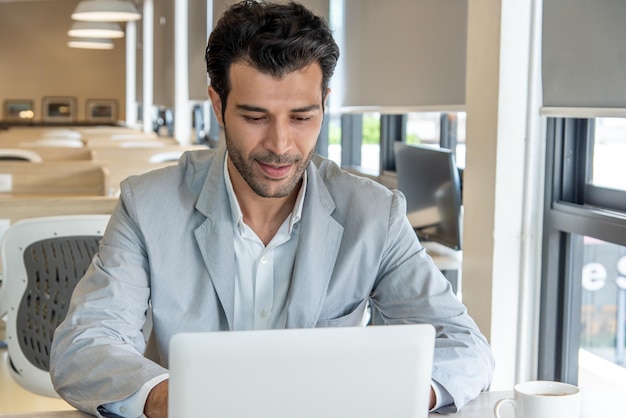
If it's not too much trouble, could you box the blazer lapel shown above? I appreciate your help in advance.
[286,162,343,328]
[193,146,236,330]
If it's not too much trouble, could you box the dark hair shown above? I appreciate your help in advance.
[206,1,339,113]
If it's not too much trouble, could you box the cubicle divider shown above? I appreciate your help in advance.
[0,125,211,195]
[0,161,108,196]
[90,144,207,163]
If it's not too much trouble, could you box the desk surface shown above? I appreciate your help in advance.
[0,390,509,418]
[2,387,624,417]
[422,240,462,271]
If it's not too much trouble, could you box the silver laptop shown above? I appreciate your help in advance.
[168,324,435,418]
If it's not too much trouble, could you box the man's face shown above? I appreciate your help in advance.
[209,62,327,199]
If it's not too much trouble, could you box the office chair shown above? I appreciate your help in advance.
[0,148,43,162]
[0,215,110,397]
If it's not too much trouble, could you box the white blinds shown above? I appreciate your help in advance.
[340,0,467,112]
[542,0,626,117]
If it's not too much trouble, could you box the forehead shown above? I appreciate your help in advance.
[227,62,324,106]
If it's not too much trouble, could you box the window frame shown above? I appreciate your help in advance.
[539,116,626,384]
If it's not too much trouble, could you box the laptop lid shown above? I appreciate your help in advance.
[168,324,435,418]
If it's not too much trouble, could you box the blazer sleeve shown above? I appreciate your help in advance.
[49,188,168,417]
[368,190,495,412]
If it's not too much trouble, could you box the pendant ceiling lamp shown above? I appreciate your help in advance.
[68,37,115,50]
[68,21,125,38]
[71,0,141,22]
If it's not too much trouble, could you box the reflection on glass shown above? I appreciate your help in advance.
[48,103,71,117]
[592,118,626,192]
[580,235,626,370]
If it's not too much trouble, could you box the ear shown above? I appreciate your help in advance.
[208,85,224,126]
[323,87,331,109]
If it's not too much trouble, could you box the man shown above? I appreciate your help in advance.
[50,2,494,417]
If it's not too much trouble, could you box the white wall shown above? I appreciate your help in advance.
[0,0,126,122]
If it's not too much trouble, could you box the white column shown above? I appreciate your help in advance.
[143,0,154,134]
[463,0,541,389]
[125,20,137,127]
[174,0,191,145]
[204,0,213,132]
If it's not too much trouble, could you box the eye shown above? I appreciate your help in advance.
[243,115,267,122]
[292,115,313,122]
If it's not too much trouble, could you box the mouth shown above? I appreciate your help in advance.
[257,161,293,179]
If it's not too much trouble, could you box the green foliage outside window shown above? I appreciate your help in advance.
[362,114,380,145]
[407,133,421,144]
[327,114,423,146]
[327,114,382,145]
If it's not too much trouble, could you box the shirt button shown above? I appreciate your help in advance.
[260,256,267,264]
[119,406,126,414]
[259,309,268,318]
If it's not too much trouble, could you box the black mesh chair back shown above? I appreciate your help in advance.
[17,236,100,371]
[1,215,110,397]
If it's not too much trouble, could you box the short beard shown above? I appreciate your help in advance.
[225,130,315,198]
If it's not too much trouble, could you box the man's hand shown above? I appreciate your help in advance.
[429,386,436,410]
[144,379,169,418]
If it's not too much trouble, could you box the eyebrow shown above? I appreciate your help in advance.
[235,104,321,113]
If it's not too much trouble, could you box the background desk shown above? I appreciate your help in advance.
[422,241,463,295]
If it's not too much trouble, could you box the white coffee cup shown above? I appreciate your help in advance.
[494,380,581,418]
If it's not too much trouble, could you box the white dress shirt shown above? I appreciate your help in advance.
[226,156,306,330]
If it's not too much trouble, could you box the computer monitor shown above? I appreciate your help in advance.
[394,142,462,250]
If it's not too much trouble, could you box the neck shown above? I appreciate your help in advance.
[228,159,301,245]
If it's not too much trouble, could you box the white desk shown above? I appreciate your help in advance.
[422,240,463,295]
[2,388,623,417]
[0,391,508,418]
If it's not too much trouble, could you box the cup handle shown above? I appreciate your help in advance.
[494,398,516,418]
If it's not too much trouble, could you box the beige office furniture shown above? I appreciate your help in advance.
[0,149,42,162]
[0,196,118,225]
[90,144,207,163]
[17,147,91,162]
[0,162,107,196]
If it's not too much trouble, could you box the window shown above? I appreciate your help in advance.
[326,111,466,176]
[579,237,626,366]
[539,117,626,388]
[591,118,626,192]
[407,112,466,169]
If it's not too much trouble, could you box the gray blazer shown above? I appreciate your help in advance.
[50,145,494,416]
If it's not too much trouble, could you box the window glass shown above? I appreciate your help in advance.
[361,112,381,174]
[327,112,341,166]
[406,111,467,168]
[578,235,626,384]
[455,112,467,169]
[592,117,626,192]
[327,111,467,175]
[406,112,440,145]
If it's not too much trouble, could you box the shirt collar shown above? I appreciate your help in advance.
[224,152,307,235]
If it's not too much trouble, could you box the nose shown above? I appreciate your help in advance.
[263,118,291,155]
